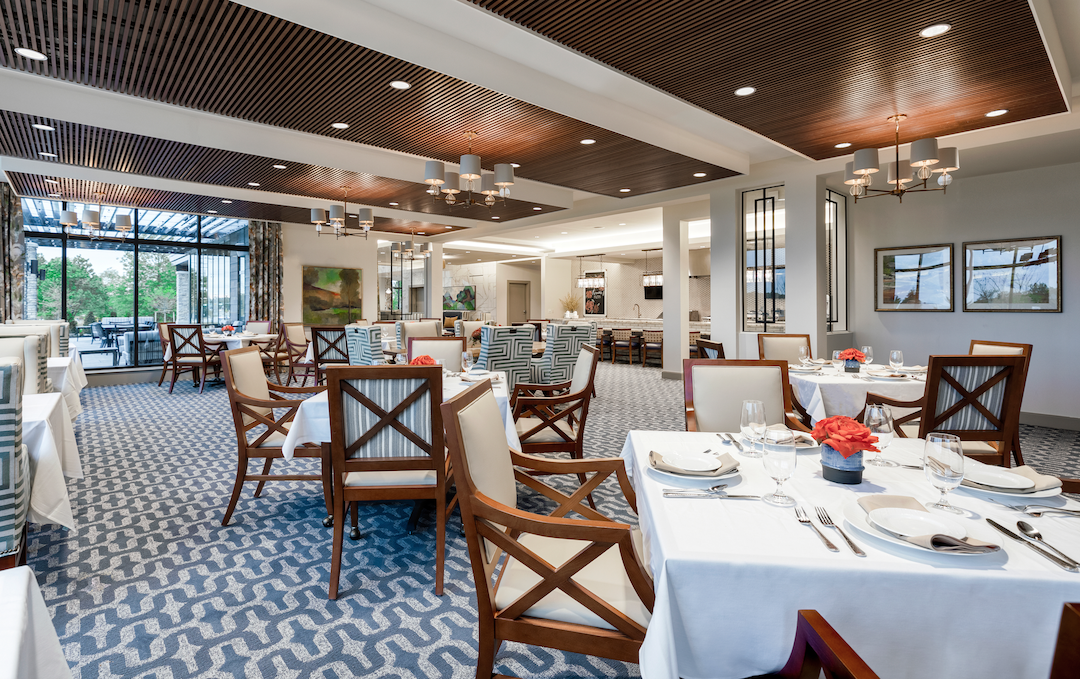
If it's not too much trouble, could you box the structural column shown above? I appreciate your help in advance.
[662,207,689,379]
[425,242,444,319]
[540,256,571,319]
[709,188,739,357]
[783,173,828,358]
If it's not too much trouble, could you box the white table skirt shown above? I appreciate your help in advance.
[790,365,926,424]
[0,566,72,679]
[23,393,80,529]
[621,431,1080,679]
[281,372,520,460]
[47,351,87,420]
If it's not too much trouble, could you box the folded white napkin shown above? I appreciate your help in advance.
[961,465,1062,494]
[649,450,739,477]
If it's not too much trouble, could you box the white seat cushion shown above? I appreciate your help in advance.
[495,532,651,632]
[516,417,576,443]
[249,425,290,448]
[961,440,1000,454]
[345,469,437,487]
[176,355,217,364]
[899,422,920,438]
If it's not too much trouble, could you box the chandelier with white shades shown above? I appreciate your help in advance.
[422,132,515,209]
[844,115,959,203]
[59,193,132,239]
[311,188,373,239]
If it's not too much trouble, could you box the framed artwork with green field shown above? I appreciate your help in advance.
[302,266,362,324]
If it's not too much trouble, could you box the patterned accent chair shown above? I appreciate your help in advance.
[8,320,69,357]
[396,320,442,353]
[683,359,810,433]
[529,323,591,384]
[310,326,349,384]
[0,336,48,394]
[0,328,52,375]
[346,325,386,366]
[325,365,453,598]
[758,333,812,363]
[0,357,28,569]
[477,325,534,393]
[639,330,663,367]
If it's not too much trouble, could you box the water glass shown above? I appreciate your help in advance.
[863,405,896,467]
[798,346,811,366]
[762,427,797,507]
[923,433,965,514]
[462,351,474,372]
[739,400,766,459]
[396,353,408,365]
[861,345,874,366]
[889,350,904,371]
[831,350,844,372]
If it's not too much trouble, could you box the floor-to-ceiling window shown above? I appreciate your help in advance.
[21,198,249,370]
[742,185,786,332]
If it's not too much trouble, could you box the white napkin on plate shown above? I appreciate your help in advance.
[858,495,999,553]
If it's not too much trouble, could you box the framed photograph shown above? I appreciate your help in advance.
[874,244,953,312]
[583,272,606,316]
[963,236,1061,312]
[302,266,362,324]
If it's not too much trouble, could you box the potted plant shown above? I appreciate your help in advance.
[837,347,865,373]
[560,291,581,319]
[811,415,879,484]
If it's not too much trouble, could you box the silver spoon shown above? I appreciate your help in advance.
[1017,521,1080,567]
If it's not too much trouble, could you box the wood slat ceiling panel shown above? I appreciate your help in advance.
[6,171,467,234]
[470,0,1067,159]
[0,0,737,195]
[0,110,561,220]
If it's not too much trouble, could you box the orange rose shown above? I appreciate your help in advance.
[811,415,879,458]
[410,355,436,366]
[837,348,865,362]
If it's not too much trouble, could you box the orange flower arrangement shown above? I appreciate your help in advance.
[222,325,235,332]
[471,328,482,340]
[811,415,880,459]
[409,355,436,366]
[837,348,866,362]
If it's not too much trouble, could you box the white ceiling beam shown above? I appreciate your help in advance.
[1032,0,1073,112]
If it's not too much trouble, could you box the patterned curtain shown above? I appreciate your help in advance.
[247,220,283,330]
[0,184,25,322]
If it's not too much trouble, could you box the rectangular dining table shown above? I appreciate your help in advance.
[23,392,81,529]
[789,363,926,424]
[47,348,87,420]
[621,430,1080,679]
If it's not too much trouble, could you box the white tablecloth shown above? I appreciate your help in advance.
[23,393,80,529]
[47,351,87,420]
[163,334,278,361]
[281,372,520,459]
[790,365,926,424]
[621,430,1080,679]
[0,566,72,679]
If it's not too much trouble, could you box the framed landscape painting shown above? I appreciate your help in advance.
[443,285,477,311]
[302,266,362,324]
[875,244,953,312]
[963,236,1061,312]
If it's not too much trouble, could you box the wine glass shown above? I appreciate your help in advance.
[831,350,844,372]
[863,405,897,467]
[462,351,474,372]
[739,400,766,459]
[396,352,408,365]
[798,346,811,366]
[923,433,965,514]
[889,350,904,371]
[761,427,798,506]
[861,346,874,366]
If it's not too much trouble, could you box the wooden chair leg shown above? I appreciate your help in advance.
[328,485,346,599]
[349,501,361,541]
[168,364,181,394]
[198,365,207,394]
[157,364,168,386]
[475,617,498,679]
[253,458,273,497]
[221,453,249,526]
[435,491,446,596]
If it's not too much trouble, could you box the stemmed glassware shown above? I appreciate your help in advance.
[831,350,844,372]
[762,427,798,507]
[923,432,965,514]
[863,405,897,467]
[889,350,904,371]
[861,346,874,366]
[798,346,811,366]
[462,351,474,372]
[739,400,766,459]
[397,352,408,365]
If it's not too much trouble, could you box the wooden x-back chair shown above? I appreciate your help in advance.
[282,323,315,386]
[325,365,453,599]
[441,380,653,678]
[765,610,880,679]
[220,346,328,526]
[683,359,812,433]
[166,324,222,394]
[311,325,349,384]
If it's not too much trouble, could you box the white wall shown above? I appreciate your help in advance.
[541,257,572,319]
[496,262,541,325]
[852,161,1080,420]
[281,223,379,323]
[443,261,496,319]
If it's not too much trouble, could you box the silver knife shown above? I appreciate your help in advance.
[986,519,1079,572]
[662,492,761,499]
[724,433,745,452]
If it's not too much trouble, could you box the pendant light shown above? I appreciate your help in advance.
[419,132,515,210]
[641,248,663,287]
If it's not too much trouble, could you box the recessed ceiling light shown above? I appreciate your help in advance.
[32,124,54,132]
[477,258,481,261]
[534,235,539,238]
[47,192,61,197]
[248,182,260,186]
[208,210,218,214]
[693,172,707,177]
[512,255,517,257]
[38,151,57,157]
[511,163,520,168]
[389,202,399,206]
[580,139,596,145]
[331,122,349,129]
[389,80,411,90]
[14,47,47,61]
[561,231,568,234]
[618,223,626,226]
[834,142,852,148]
[272,164,287,169]
[735,86,756,96]
[492,216,500,220]
[986,109,1008,117]
[533,207,542,211]
[466,251,470,253]
[222,200,233,204]
[920,23,951,38]
[619,188,631,193]
[44,179,59,184]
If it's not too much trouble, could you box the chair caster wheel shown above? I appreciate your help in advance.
[322,515,333,527]
[349,527,361,541]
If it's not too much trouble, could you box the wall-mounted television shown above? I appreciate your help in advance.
[644,286,663,300]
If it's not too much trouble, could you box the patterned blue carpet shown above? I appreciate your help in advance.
[25,362,1080,678]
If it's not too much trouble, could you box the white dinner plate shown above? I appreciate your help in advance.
[661,452,722,472]
[867,507,967,539]
[789,365,822,372]
[963,464,1035,490]
[842,501,989,557]
[865,371,908,381]
[956,482,1062,500]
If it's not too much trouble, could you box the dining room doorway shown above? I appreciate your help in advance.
[507,281,529,324]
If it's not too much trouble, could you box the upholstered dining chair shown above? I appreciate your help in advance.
[395,320,442,353]
[310,325,349,384]
[866,354,1027,467]
[529,323,591,385]
[688,330,701,359]
[324,365,452,598]
[0,333,50,394]
[245,320,271,334]
[408,336,467,370]
[513,344,599,456]
[156,323,173,386]
[454,319,487,339]
[637,330,663,367]
[166,324,222,394]
[611,328,638,364]
[441,379,653,679]
[969,339,1033,463]
[345,325,386,366]
[283,323,314,386]
[9,319,69,357]
[682,359,811,433]
[250,331,289,384]
[696,338,725,360]
[0,357,27,570]
[758,333,812,363]
[526,319,549,342]
[220,346,327,527]
[477,325,534,392]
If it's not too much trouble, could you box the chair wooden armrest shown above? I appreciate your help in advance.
[771,610,880,679]
[785,413,813,433]
[509,448,637,514]
[1060,479,1080,494]
[861,393,925,437]
[268,383,327,395]
[511,379,572,407]
[789,384,813,430]
[513,388,584,418]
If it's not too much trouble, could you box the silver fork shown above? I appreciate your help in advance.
[987,497,1080,517]
[815,506,866,557]
[795,507,839,552]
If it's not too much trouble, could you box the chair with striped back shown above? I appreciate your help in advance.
[167,324,222,394]
[477,325,534,393]
[0,336,48,395]
[0,324,59,358]
[529,323,591,384]
[639,330,663,367]
[9,320,69,357]
[310,325,349,384]
[346,325,386,366]
[324,365,452,598]
[696,338,725,360]
[0,357,27,570]
[969,340,1033,465]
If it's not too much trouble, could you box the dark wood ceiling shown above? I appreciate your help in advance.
[0,0,737,197]
[470,0,1067,159]
[0,110,561,221]
[6,171,467,235]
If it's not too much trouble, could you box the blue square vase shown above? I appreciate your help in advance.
[821,444,864,484]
